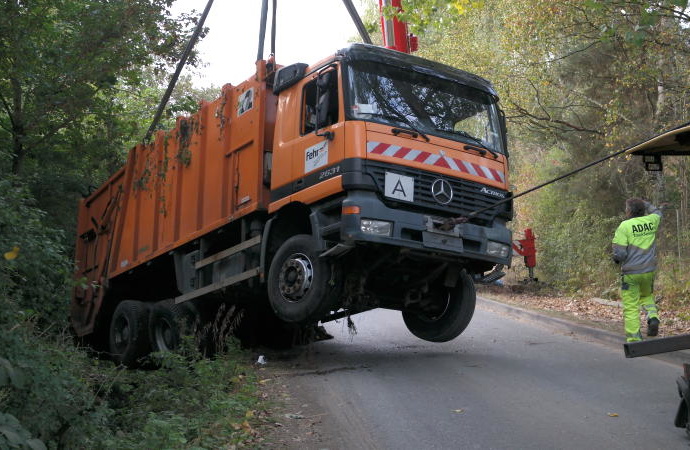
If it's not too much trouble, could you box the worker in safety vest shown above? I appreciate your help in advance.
[612,198,662,342]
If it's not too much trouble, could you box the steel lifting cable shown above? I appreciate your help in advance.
[257,0,269,61]
[257,0,278,60]
[441,145,635,229]
[342,0,373,44]
[270,0,277,57]
[143,0,215,144]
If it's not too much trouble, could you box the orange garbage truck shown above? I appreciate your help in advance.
[71,41,513,365]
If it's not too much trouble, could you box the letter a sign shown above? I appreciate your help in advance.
[384,172,414,202]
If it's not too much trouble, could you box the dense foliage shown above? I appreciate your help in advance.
[0,292,263,448]
[0,1,263,447]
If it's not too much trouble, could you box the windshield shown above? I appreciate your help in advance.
[346,60,505,154]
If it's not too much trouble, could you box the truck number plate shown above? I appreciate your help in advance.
[422,231,464,252]
[384,172,414,202]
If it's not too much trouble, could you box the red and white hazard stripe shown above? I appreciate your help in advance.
[366,141,505,183]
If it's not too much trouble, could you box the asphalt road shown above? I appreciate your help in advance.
[267,297,690,449]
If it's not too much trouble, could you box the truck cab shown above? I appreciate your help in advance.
[265,44,512,338]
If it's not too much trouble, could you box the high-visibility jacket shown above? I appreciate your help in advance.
[612,203,661,274]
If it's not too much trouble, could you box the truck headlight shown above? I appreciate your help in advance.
[360,219,392,236]
[487,241,510,258]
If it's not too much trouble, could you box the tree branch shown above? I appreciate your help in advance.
[0,92,16,132]
[566,88,640,130]
[539,41,600,65]
[509,101,604,135]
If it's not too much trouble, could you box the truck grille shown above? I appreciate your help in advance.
[363,161,512,225]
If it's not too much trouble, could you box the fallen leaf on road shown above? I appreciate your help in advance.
[607,413,619,417]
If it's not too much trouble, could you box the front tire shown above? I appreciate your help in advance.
[402,270,476,342]
[267,234,341,324]
[109,300,150,367]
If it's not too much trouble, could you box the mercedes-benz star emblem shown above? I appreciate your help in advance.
[431,179,453,205]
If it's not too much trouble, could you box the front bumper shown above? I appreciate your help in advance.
[339,191,512,266]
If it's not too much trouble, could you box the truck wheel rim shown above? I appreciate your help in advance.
[113,316,130,350]
[154,318,175,351]
[420,291,451,322]
[278,253,313,301]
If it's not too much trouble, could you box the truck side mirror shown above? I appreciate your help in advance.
[315,70,335,140]
[315,72,332,127]
[498,108,509,157]
[273,63,308,94]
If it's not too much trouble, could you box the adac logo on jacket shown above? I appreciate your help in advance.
[631,221,655,236]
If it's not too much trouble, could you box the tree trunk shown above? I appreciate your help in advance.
[10,75,25,175]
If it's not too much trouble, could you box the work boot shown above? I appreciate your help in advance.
[647,317,660,337]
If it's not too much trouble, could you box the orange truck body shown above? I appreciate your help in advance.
[72,61,275,336]
[72,44,513,355]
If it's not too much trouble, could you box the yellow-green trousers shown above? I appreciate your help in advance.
[621,272,658,342]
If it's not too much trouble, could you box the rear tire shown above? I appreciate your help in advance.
[149,301,201,353]
[109,300,151,367]
[267,234,341,324]
[402,270,476,343]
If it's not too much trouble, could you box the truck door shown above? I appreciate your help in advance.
[281,66,345,204]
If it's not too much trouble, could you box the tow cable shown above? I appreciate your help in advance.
[440,145,635,230]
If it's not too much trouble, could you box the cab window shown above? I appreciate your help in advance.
[301,70,338,135]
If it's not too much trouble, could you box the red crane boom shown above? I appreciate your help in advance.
[379,0,418,53]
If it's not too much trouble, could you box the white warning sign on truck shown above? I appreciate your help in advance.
[237,88,254,116]
[384,172,414,202]
[304,141,329,173]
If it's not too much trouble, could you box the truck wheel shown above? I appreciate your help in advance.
[402,270,476,343]
[109,300,151,367]
[149,302,201,353]
[267,234,340,324]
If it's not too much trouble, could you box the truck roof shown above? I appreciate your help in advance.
[338,43,498,99]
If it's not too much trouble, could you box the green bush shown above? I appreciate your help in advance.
[103,341,261,449]
[531,191,620,295]
[0,294,116,448]
[0,412,46,450]
[0,178,72,325]
[1,298,263,448]
[655,254,690,309]
[0,180,263,448]
[0,176,113,447]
